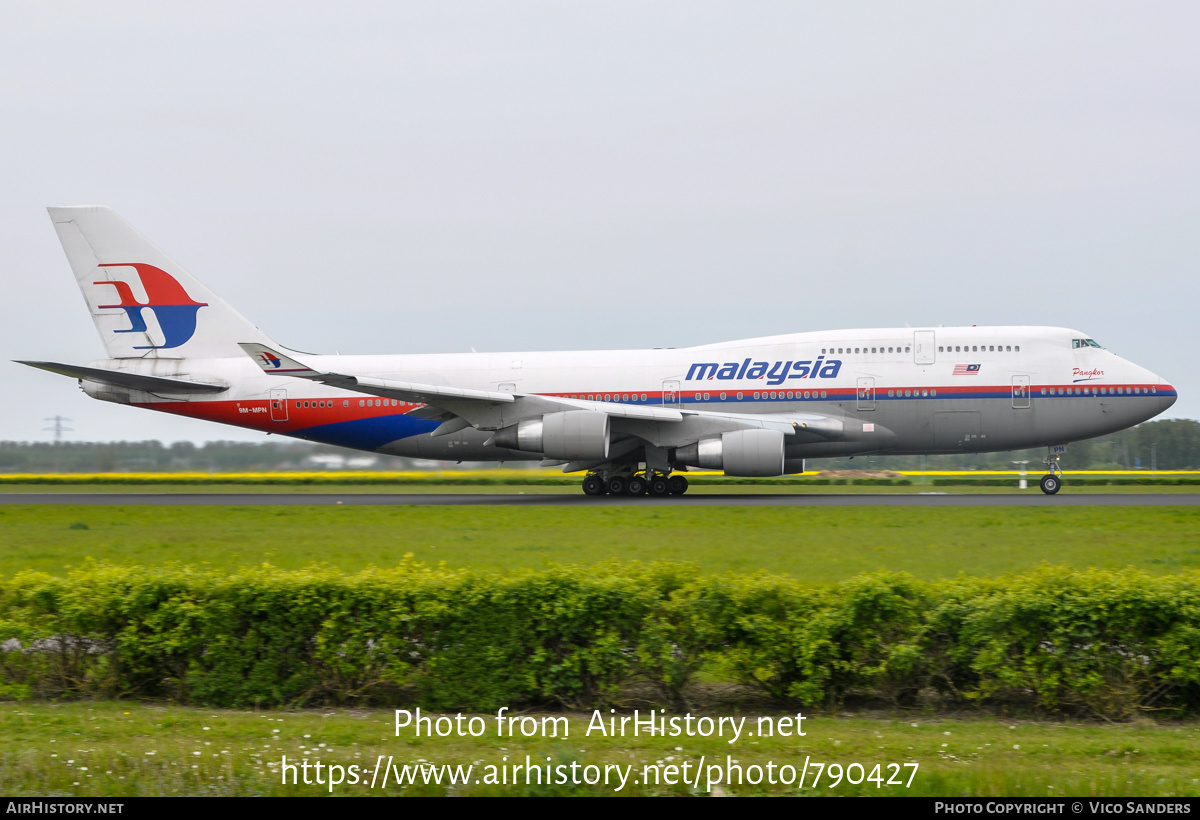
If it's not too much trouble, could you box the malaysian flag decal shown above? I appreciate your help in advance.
[953,364,981,376]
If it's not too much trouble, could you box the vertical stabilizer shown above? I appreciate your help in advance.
[47,206,275,358]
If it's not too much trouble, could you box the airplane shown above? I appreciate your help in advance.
[19,206,1178,496]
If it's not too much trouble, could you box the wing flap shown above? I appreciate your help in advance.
[680,409,844,438]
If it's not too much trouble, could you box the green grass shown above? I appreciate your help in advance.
[1,702,1197,797]
[6,508,1200,797]
[2,505,1199,581]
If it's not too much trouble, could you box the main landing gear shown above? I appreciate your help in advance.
[1039,449,1064,495]
[582,471,688,497]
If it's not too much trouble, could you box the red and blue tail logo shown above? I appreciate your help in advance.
[93,263,208,349]
[258,352,282,369]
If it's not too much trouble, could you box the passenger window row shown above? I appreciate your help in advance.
[564,394,649,402]
[821,346,911,354]
[937,344,1019,353]
[689,390,829,401]
[816,344,1023,355]
[1040,386,1156,396]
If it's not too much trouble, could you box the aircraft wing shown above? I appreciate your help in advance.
[237,344,857,441]
[239,344,685,428]
[17,360,229,394]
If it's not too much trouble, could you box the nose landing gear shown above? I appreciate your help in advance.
[1039,448,1064,495]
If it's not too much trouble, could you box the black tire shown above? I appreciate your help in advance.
[667,475,688,495]
[582,475,606,496]
[626,476,647,496]
[606,476,627,496]
[649,477,670,496]
[1040,474,1061,495]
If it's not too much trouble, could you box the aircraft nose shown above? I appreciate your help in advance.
[1159,382,1178,413]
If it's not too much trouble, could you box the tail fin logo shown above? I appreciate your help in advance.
[258,352,282,369]
[93,263,208,349]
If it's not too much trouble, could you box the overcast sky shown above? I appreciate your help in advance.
[3,1,1197,444]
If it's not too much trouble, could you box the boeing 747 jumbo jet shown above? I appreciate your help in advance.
[20,207,1178,496]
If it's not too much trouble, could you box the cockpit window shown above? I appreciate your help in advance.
[1086,339,1102,348]
[1073,338,1105,349]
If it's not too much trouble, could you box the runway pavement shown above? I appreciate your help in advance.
[1,492,1197,506]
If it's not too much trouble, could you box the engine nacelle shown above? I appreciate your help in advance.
[675,429,787,477]
[492,410,610,460]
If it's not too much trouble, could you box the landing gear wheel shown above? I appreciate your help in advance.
[606,476,627,496]
[667,475,688,495]
[582,475,606,496]
[625,476,647,496]
[1039,474,1061,495]
[649,477,670,497]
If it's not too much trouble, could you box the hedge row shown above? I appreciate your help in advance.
[2,564,1198,719]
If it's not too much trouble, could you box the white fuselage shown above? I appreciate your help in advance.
[81,325,1175,464]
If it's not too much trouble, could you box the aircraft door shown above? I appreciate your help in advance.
[662,380,680,406]
[856,377,875,410]
[1012,375,1031,409]
[914,331,936,365]
[270,388,288,422]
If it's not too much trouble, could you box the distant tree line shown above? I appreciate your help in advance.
[0,418,1196,473]
[0,440,415,473]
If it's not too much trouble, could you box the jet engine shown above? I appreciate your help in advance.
[675,429,790,477]
[492,410,611,460]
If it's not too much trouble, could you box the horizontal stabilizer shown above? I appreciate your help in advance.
[17,360,228,394]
